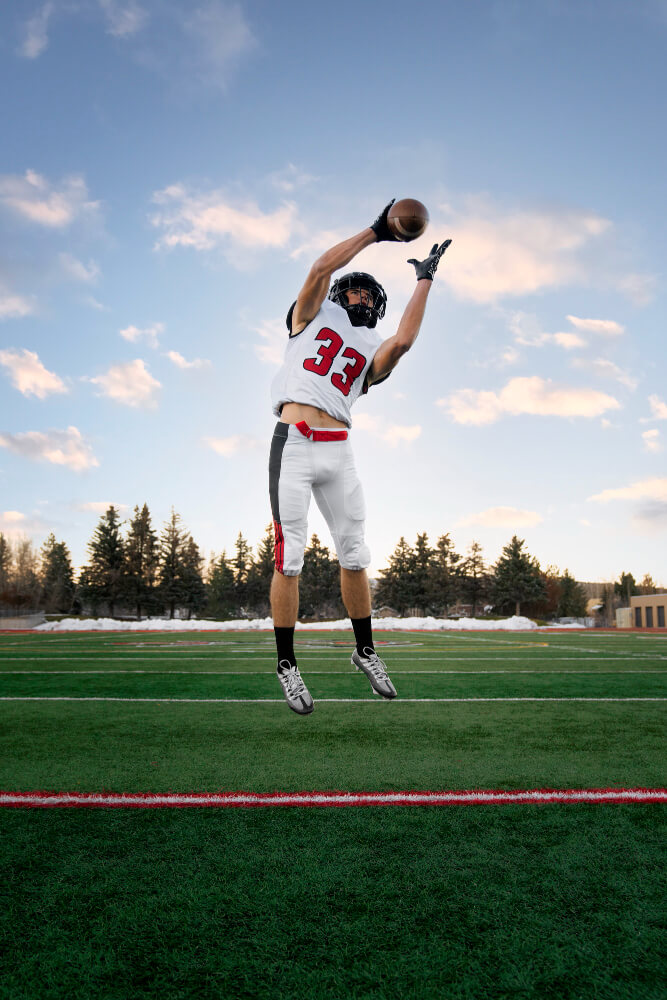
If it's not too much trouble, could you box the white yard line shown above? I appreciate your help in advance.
[1,655,666,663]
[0,696,664,703]
[1,669,665,675]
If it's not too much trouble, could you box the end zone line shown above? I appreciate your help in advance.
[0,696,665,703]
[2,788,665,809]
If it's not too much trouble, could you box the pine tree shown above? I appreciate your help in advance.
[598,583,617,626]
[124,504,159,620]
[539,565,562,620]
[0,533,12,608]
[459,540,488,617]
[157,509,191,619]
[231,532,252,612]
[491,535,546,617]
[300,534,341,619]
[180,536,207,620]
[639,573,657,595]
[206,551,237,619]
[40,534,75,613]
[246,524,275,617]
[375,536,416,616]
[410,533,434,615]
[11,537,42,611]
[556,569,588,618]
[429,533,461,615]
[614,572,638,607]
[81,507,126,617]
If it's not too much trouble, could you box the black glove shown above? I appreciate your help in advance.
[407,240,452,280]
[370,199,400,242]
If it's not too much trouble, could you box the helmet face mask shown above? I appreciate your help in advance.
[328,272,387,329]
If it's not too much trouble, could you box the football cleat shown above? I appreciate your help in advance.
[351,647,397,699]
[277,661,314,715]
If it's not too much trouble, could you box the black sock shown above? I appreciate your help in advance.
[351,615,374,656]
[274,626,296,672]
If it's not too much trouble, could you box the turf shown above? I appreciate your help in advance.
[1,628,665,998]
[2,806,665,1000]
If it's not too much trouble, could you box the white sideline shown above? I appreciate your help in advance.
[2,788,665,809]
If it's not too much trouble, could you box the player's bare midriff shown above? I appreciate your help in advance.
[280,402,348,429]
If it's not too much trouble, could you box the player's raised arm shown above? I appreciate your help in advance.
[290,201,400,336]
[366,240,452,386]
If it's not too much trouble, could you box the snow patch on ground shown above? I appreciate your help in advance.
[35,615,546,633]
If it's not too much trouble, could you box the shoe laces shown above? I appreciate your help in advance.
[361,648,389,680]
[279,663,307,698]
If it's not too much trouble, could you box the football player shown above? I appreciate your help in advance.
[269,199,451,714]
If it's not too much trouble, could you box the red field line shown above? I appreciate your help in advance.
[1,788,665,809]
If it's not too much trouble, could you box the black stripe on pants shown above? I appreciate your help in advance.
[269,421,289,525]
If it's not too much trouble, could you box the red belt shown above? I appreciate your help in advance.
[295,420,348,442]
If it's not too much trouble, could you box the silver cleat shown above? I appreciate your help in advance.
[277,661,314,715]
[351,647,397,699]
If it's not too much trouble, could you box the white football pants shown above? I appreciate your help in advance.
[269,422,370,576]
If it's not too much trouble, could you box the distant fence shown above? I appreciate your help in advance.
[0,612,46,630]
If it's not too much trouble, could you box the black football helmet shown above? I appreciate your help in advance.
[328,271,387,328]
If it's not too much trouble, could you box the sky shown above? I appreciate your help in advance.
[1,0,666,586]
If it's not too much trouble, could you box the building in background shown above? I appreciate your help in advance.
[629,594,667,629]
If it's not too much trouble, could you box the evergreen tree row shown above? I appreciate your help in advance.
[377,533,590,620]
[0,511,661,622]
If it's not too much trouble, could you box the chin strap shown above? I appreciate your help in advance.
[345,304,375,328]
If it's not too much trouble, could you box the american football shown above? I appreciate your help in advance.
[387,198,429,241]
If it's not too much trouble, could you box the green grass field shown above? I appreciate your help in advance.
[1,628,666,999]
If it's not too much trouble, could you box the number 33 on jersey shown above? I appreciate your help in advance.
[271,298,385,428]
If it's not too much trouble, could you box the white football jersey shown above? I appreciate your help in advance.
[271,299,385,428]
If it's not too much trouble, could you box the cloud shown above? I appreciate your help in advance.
[618,272,657,306]
[552,332,586,350]
[566,315,624,336]
[644,395,667,421]
[508,312,550,347]
[571,357,638,390]
[642,429,662,453]
[74,501,129,513]
[59,253,100,283]
[150,184,296,253]
[0,170,100,228]
[267,164,317,193]
[120,322,164,348]
[291,194,635,307]
[165,350,211,370]
[0,288,34,320]
[203,434,260,456]
[98,0,148,37]
[587,477,667,503]
[0,349,67,399]
[0,427,99,471]
[254,317,287,366]
[634,501,667,526]
[353,413,422,446]
[182,2,257,90]
[89,359,160,408]
[0,509,51,539]
[457,506,543,528]
[438,376,621,425]
[0,511,26,524]
[508,312,586,350]
[436,200,612,303]
[84,295,109,312]
[501,346,520,365]
[18,2,54,58]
